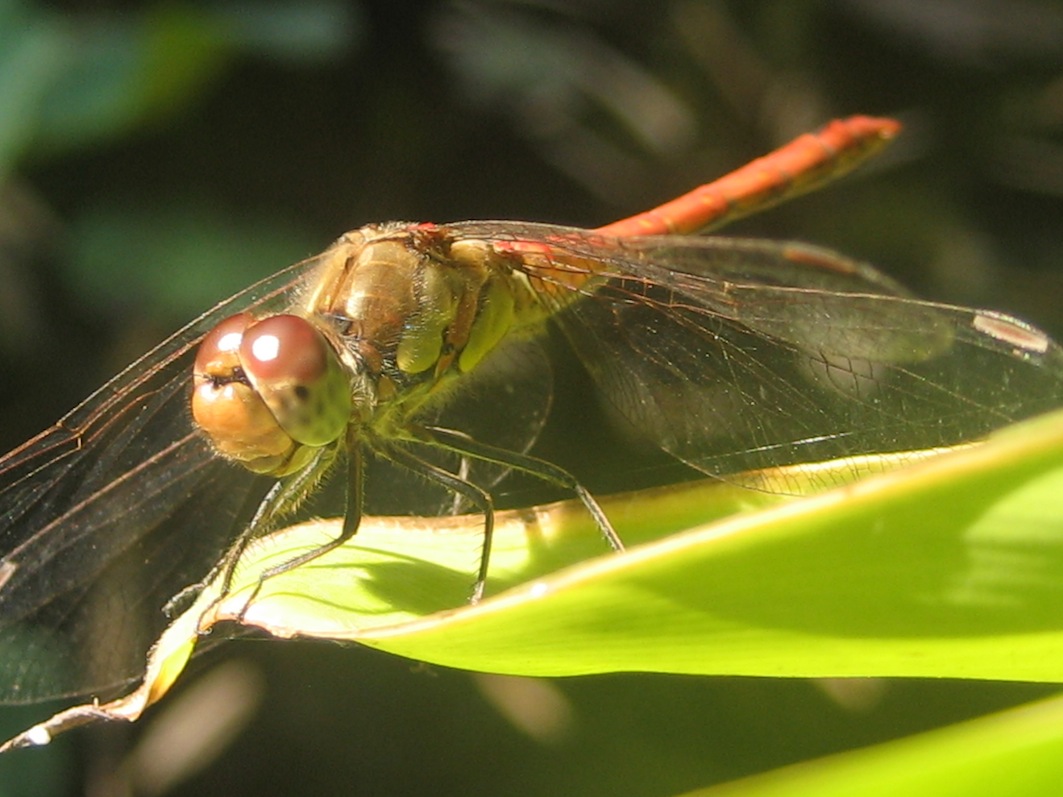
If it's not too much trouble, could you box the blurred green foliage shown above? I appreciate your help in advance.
[2,0,1063,795]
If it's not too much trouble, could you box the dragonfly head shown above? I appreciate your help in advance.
[191,313,353,476]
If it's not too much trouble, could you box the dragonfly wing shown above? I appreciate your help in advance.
[365,337,553,516]
[0,430,264,703]
[0,255,324,702]
[517,231,1063,486]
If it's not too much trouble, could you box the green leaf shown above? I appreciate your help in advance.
[7,409,1063,751]
[0,1,67,178]
[0,0,357,164]
[208,405,1063,682]
[684,693,1063,797]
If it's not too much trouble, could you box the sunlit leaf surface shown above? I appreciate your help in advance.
[4,405,1063,751]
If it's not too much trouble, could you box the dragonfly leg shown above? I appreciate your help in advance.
[418,425,625,554]
[231,433,363,619]
[383,443,495,603]
[171,456,331,622]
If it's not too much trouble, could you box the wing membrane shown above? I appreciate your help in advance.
[450,223,1063,488]
[0,254,325,701]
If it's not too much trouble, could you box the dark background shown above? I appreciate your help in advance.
[2,1,1063,795]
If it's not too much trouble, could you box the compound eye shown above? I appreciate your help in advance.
[239,315,351,447]
[194,313,254,376]
[192,312,298,475]
[239,315,329,385]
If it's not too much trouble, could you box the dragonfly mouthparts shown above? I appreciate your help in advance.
[199,366,251,388]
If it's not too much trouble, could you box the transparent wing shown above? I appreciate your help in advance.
[363,337,553,516]
[447,222,1063,490]
[0,254,326,703]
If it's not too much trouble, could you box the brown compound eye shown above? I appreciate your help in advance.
[237,315,352,448]
[194,313,254,378]
[239,315,330,385]
[192,313,297,475]
[192,313,350,475]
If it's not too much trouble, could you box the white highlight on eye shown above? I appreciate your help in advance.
[217,331,243,353]
[251,334,281,362]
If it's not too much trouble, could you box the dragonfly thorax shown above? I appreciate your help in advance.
[302,225,542,422]
[190,223,544,478]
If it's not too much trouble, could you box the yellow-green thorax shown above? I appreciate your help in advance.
[302,224,555,429]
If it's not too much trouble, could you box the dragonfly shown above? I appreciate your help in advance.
[1,116,1061,707]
